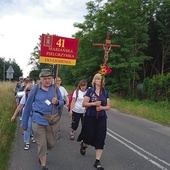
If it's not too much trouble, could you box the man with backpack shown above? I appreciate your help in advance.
[22,69,64,170]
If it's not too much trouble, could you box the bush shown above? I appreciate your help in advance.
[142,73,170,101]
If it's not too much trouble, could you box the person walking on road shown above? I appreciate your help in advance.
[22,69,65,170]
[55,76,69,139]
[77,73,110,170]
[55,76,69,114]
[11,82,35,150]
[69,80,87,140]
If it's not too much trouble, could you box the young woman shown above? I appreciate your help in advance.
[69,80,87,140]
[77,73,110,170]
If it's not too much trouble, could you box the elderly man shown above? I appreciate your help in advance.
[22,69,64,170]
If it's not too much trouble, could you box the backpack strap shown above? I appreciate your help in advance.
[75,88,79,100]
[33,83,39,102]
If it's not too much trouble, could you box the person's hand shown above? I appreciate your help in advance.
[96,106,103,111]
[94,100,101,106]
[11,116,16,122]
[69,111,72,118]
[23,127,27,131]
[52,97,59,105]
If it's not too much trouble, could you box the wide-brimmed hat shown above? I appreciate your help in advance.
[39,69,53,77]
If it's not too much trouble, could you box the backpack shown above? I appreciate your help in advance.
[68,88,79,112]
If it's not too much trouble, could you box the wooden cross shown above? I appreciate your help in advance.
[93,32,121,119]
[93,32,121,65]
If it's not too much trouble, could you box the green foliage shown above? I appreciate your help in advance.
[111,97,170,126]
[70,0,155,95]
[0,57,22,81]
[142,73,170,101]
[0,82,17,170]
[28,0,170,100]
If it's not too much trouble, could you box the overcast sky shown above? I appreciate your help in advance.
[0,0,90,77]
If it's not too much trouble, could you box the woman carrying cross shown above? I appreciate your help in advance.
[77,70,111,170]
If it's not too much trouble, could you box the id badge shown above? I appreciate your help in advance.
[45,99,51,106]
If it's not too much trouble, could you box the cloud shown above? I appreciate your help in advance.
[0,0,88,77]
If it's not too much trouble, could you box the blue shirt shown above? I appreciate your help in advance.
[22,83,64,127]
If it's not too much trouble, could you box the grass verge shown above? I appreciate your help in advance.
[111,95,170,126]
[0,82,17,170]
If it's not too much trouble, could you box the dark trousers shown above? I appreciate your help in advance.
[71,111,84,131]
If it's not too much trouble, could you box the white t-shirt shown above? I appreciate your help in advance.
[58,86,68,99]
[72,89,86,114]
[20,94,26,105]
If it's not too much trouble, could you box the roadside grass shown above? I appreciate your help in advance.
[110,95,170,126]
[0,82,17,170]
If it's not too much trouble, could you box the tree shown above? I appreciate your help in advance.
[28,35,54,81]
[70,0,154,96]
[0,57,22,81]
[155,0,170,74]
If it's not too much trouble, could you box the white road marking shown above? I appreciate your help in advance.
[107,128,170,170]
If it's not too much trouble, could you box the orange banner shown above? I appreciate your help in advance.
[40,34,79,66]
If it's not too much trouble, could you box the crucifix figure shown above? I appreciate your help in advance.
[93,32,120,118]
[93,32,121,65]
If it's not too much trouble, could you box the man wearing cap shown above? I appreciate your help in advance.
[22,69,64,170]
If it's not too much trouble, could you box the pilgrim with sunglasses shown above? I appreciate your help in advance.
[11,82,35,150]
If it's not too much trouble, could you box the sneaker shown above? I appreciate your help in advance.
[94,161,104,170]
[70,132,74,140]
[80,142,87,155]
[31,137,35,143]
[24,143,30,150]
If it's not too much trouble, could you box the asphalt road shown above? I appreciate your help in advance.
[9,107,170,170]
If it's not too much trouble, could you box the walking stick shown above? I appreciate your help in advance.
[52,64,59,114]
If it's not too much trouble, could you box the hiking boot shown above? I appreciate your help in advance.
[94,161,104,170]
[80,142,87,155]
[24,143,30,150]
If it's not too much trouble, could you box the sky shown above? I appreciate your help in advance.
[0,0,90,77]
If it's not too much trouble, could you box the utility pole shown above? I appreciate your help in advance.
[3,58,5,82]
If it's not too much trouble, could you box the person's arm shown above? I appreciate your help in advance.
[82,96,101,108]
[52,86,65,107]
[22,85,36,130]
[13,83,18,94]
[96,98,110,111]
[63,87,69,106]
[64,95,69,106]
[69,98,76,118]
[11,104,24,122]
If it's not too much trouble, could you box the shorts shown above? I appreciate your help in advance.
[32,122,58,157]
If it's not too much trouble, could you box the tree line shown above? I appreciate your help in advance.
[2,0,169,101]
[0,58,22,81]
